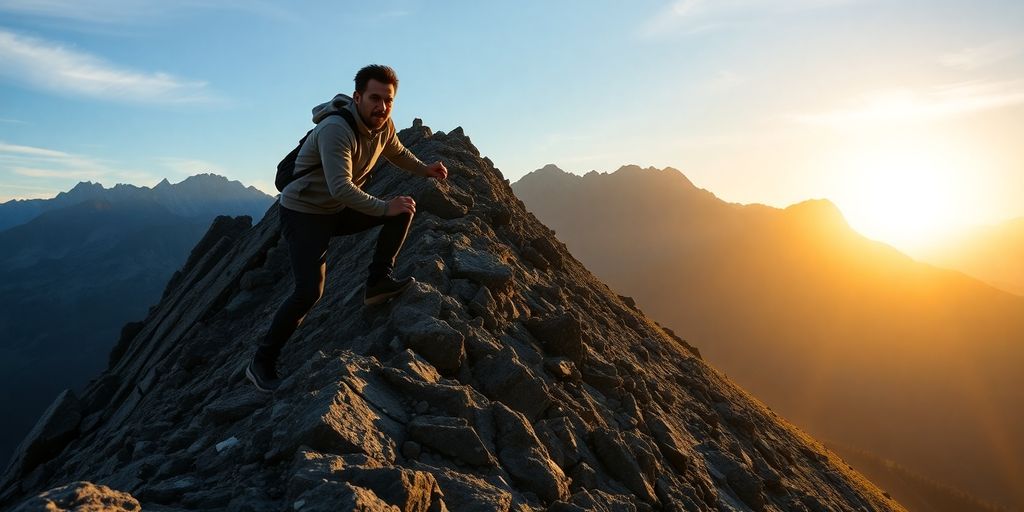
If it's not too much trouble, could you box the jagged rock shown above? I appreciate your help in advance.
[201,388,266,425]
[525,313,586,363]
[529,237,563,269]
[451,246,513,291]
[590,429,658,505]
[419,180,469,219]
[469,285,499,329]
[569,462,598,491]
[109,322,144,368]
[273,360,400,464]
[140,474,201,503]
[413,463,513,512]
[388,350,443,383]
[394,308,466,372]
[520,245,550,271]
[472,347,552,420]
[581,357,623,397]
[543,357,581,381]
[12,481,140,512]
[644,412,694,475]
[239,268,275,290]
[566,489,638,512]
[287,450,377,501]
[535,417,582,470]
[408,415,495,466]
[379,367,479,420]
[295,481,400,512]
[3,389,82,486]
[162,215,252,297]
[342,466,444,512]
[493,403,569,503]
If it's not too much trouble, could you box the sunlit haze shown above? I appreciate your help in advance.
[0,0,1022,251]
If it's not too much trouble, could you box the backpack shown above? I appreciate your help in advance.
[275,109,359,192]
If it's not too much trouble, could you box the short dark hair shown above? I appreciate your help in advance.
[354,65,399,93]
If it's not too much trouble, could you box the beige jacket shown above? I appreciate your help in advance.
[280,94,427,215]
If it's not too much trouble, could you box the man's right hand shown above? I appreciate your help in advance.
[385,196,416,216]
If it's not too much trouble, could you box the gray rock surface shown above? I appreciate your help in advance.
[3,121,904,512]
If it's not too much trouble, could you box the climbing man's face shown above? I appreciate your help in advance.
[354,79,395,131]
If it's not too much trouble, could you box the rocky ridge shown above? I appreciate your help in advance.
[1,121,903,512]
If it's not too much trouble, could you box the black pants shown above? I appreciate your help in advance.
[257,205,413,361]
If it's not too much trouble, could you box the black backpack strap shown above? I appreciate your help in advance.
[291,109,361,182]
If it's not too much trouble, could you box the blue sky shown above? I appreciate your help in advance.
[1,0,1022,250]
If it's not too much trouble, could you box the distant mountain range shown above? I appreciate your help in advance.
[0,175,274,467]
[0,173,271,232]
[514,164,1024,511]
[914,217,1024,297]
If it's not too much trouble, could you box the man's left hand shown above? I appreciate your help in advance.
[425,161,448,180]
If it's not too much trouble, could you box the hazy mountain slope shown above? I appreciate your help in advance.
[914,217,1024,296]
[0,178,274,469]
[826,442,1009,512]
[1,124,902,512]
[513,165,1024,510]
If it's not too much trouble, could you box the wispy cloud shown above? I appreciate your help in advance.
[0,140,154,185]
[641,0,856,37]
[792,80,1024,127]
[938,38,1024,70]
[0,141,69,158]
[0,28,220,104]
[0,117,26,124]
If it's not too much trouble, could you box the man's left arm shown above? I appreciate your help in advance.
[382,128,448,180]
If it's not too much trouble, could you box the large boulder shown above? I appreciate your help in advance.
[492,403,569,503]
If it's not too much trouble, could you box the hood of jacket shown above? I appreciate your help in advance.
[311,93,390,137]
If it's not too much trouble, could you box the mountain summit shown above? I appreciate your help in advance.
[3,124,902,511]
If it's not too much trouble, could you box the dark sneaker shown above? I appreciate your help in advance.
[246,355,280,392]
[364,275,415,305]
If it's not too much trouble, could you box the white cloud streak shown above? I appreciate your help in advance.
[792,80,1024,127]
[0,140,158,189]
[0,28,218,105]
[0,141,110,179]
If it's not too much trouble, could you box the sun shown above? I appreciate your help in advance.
[832,141,969,252]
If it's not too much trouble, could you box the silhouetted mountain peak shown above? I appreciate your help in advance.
[609,164,698,189]
[783,198,850,229]
[518,163,577,184]
[54,181,103,201]
[4,122,903,511]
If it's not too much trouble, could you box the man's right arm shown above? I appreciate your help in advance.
[318,122,389,216]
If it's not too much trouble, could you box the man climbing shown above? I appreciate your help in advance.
[247,64,447,392]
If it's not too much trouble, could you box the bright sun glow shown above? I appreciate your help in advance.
[833,140,974,252]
